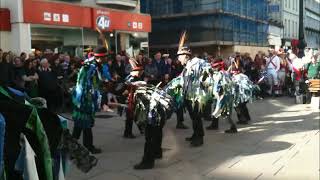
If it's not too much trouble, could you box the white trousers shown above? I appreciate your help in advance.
[267,69,279,94]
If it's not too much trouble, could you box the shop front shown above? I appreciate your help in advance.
[21,0,151,57]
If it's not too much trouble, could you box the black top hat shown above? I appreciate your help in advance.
[94,46,107,57]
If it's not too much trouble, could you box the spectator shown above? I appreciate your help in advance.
[202,52,209,61]
[112,54,125,80]
[152,52,166,79]
[242,53,254,80]
[277,49,287,93]
[62,54,71,76]
[67,62,79,87]
[305,54,320,79]
[164,57,176,78]
[27,53,35,61]
[144,58,158,83]
[58,53,65,63]
[0,52,14,86]
[174,59,184,77]
[20,52,27,63]
[0,49,3,62]
[32,58,40,70]
[13,57,35,91]
[254,51,266,71]
[161,74,171,87]
[124,57,132,77]
[37,58,60,112]
[52,57,64,81]
[24,60,39,97]
[136,53,145,66]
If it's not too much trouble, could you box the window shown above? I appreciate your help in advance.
[292,21,294,37]
[284,19,287,36]
[288,20,290,37]
[285,0,287,8]
[289,0,290,9]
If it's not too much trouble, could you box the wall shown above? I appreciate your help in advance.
[1,0,32,54]
[233,45,269,58]
[0,31,11,50]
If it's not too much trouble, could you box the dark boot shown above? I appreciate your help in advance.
[176,122,189,129]
[87,146,102,154]
[123,117,135,138]
[190,137,203,147]
[154,150,163,159]
[236,121,248,125]
[185,135,195,141]
[134,161,154,170]
[224,125,238,134]
[206,117,219,130]
[123,132,135,138]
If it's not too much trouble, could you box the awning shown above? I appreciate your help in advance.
[267,34,282,46]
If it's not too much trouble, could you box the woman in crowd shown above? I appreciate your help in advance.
[24,60,39,97]
[0,52,14,86]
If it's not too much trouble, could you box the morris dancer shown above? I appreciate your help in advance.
[72,47,107,154]
[123,58,145,138]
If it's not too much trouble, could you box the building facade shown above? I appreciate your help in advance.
[305,0,320,49]
[141,0,269,57]
[282,0,300,47]
[0,0,151,56]
[267,0,283,49]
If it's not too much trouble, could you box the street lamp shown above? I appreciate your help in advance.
[298,0,307,58]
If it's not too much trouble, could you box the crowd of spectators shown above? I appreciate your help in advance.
[0,47,319,112]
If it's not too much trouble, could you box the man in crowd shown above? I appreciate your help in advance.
[37,58,59,112]
[12,57,37,91]
[112,54,126,80]
[152,52,166,81]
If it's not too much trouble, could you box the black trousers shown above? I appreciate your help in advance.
[72,127,93,149]
[203,101,213,121]
[186,100,204,139]
[124,109,134,136]
[234,102,251,122]
[176,106,184,124]
[142,124,163,165]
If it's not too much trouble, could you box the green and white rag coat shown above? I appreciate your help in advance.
[72,58,102,128]
[164,57,258,118]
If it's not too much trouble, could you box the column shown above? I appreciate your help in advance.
[11,23,31,54]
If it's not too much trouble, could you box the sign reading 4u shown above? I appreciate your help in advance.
[96,15,110,30]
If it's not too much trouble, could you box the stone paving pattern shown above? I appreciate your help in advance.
[65,97,319,180]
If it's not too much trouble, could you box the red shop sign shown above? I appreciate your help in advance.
[0,8,11,31]
[92,9,151,32]
[23,0,92,28]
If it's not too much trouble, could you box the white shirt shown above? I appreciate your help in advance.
[266,55,280,71]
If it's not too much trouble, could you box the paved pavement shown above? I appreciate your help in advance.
[65,97,319,180]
